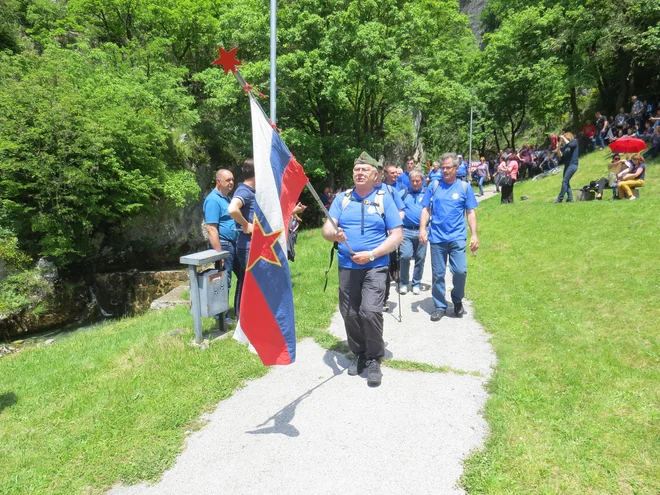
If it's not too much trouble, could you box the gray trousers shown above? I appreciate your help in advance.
[338,266,388,360]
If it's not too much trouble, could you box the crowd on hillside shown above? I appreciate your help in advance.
[316,95,656,209]
[579,95,660,159]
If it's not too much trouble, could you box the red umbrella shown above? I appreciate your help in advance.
[608,137,647,154]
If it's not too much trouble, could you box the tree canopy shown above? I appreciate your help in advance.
[1,0,658,278]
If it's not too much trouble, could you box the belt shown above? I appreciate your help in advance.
[404,225,420,230]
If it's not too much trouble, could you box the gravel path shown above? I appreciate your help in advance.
[109,187,498,495]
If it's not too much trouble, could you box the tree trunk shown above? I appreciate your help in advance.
[569,86,580,131]
[615,51,633,111]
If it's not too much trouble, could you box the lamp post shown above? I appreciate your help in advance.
[270,0,277,123]
[468,104,474,164]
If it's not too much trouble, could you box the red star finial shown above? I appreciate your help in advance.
[246,217,284,271]
[212,46,242,74]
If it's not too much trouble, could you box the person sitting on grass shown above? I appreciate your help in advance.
[589,154,627,200]
[617,154,646,200]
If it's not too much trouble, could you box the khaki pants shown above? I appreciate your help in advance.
[617,180,644,198]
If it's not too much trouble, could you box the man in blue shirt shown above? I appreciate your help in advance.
[323,152,403,386]
[398,169,427,295]
[420,153,479,322]
[203,168,240,317]
[427,161,443,185]
[396,156,416,190]
[379,164,405,310]
[228,159,256,318]
[456,154,471,182]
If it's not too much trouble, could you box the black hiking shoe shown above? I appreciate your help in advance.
[430,309,446,322]
[348,354,367,376]
[453,302,465,317]
[366,359,382,386]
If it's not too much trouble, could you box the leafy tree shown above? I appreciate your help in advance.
[0,45,199,266]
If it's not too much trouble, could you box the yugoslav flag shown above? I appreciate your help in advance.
[239,95,308,365]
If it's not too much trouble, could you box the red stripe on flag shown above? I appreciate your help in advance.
[240,271,292,366]
[280,156,309,225]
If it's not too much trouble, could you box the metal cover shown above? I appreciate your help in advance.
[180,249,229,266]
[197,269,230,318]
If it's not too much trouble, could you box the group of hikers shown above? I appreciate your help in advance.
[204,152,480,387]
[202,118,652,385]
[321,152,479,386]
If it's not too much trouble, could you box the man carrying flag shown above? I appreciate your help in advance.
[232,96,308,366]
[322,152,403,386]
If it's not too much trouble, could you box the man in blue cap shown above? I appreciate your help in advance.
[322,152,403,386]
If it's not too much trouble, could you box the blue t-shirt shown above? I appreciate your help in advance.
[329,188,403,270]
[399,187,426,227]
[379,183,405,210]
[203,189,237,243]
[233,183,255,249]
[396,171,410,190]
[421,180,478,243]
[427,169,443,183]
[457,161,469,177]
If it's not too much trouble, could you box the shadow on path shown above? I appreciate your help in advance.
[246,349,348,437]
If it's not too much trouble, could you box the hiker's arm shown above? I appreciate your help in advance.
[351,226,403,265]
[467,209,479,253]
[228,198,253,235]
[419,207,430,245]
[322,217,345,243]
[206,223,221,250]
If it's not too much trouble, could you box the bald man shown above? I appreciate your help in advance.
[204,168,241,317]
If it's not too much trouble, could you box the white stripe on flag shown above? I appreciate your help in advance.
[249,96,286,252]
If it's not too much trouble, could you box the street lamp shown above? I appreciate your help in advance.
[468,104,473,164]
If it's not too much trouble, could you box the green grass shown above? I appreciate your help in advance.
[461,150,660,494]
[3,159,658,494]
[0,231,340,495]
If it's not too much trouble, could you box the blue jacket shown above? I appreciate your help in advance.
[560,139,579,168]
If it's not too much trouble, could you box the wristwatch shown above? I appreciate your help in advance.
[369,251,375,262]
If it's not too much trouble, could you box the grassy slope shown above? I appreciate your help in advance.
[2,156,658,494]
[0,232,339,495]
[461,150,660,494]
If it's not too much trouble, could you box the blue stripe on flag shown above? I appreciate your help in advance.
[269,130,292,198]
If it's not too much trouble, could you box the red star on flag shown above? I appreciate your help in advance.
[212,46,242,74]
[247,217,284,271]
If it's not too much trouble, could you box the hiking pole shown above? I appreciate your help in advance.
[396,247,402,322]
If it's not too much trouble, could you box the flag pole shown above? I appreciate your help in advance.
[212,46,355,255]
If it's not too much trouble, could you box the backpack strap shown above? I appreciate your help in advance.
[342,188,386,233]
[323,241,338,292]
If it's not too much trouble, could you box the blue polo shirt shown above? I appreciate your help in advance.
[421,180,478,243]
[399,187,426,228]
[233,183,255,249]
[457,160,469,178]
[379,183,405,210]
[203,189,237,243]
[396,171,410,190]
[329,188,403,270]
[427,169,443,183]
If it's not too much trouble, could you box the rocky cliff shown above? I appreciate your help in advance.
[459,0,488,42]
